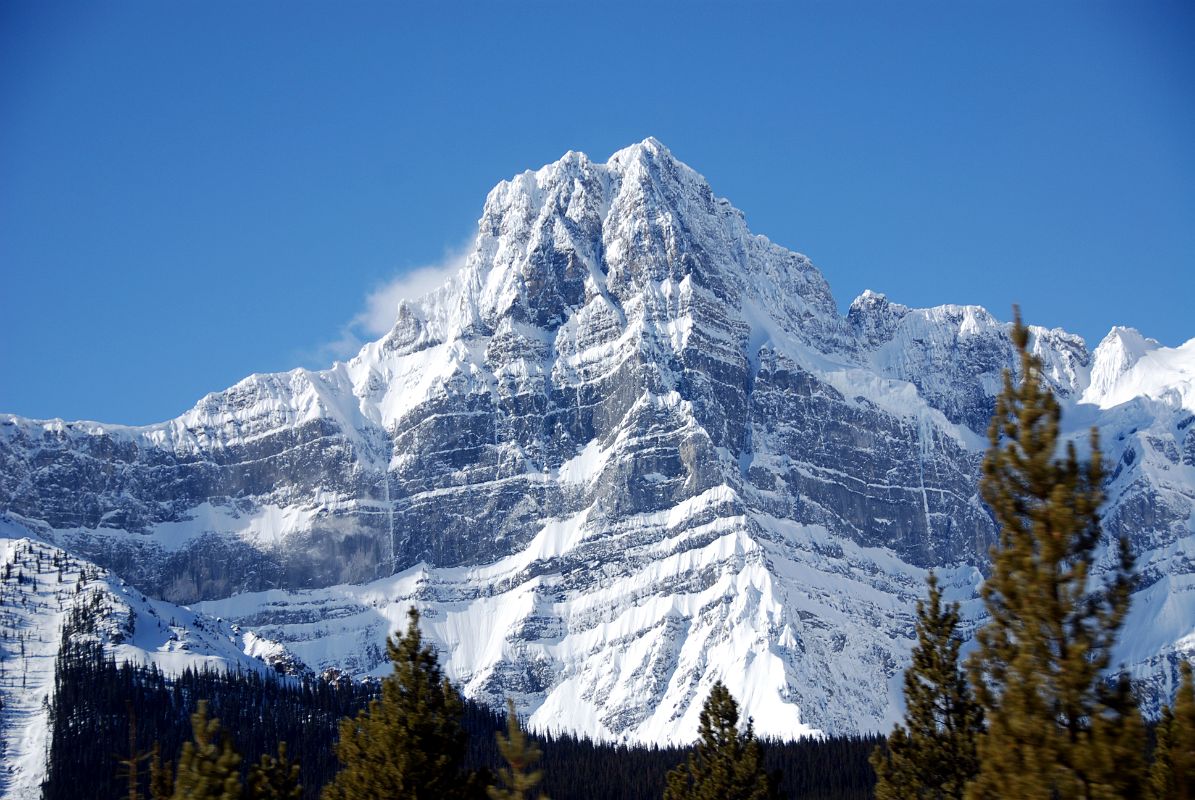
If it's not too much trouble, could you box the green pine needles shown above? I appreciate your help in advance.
[663,681,775,800]
[151,701,304,800]
[170,701,244,800]
[1151,661,1195,799]
[968,308,1141,799]
[871,572,981,799]
[322,607,486,800]
[489,699,549,800]
[247,743,302,800]
[875,307,1177,800]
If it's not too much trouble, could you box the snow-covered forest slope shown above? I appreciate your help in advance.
[0,526,297,798]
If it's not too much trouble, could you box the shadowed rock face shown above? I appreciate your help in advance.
[2,139,1192,740]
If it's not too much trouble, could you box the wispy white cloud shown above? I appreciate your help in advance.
[352,258,464,339]
[306,244,470,364]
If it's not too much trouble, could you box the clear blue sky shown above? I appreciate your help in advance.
[2,1,1192,425]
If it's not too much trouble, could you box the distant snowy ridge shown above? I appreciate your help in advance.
[1084,327,1195,411]
[0,139,1192,754]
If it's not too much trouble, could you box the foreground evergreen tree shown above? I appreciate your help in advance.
[488,699,548,800]
[1151,661,1195,799]
[966,309,1142,799]
[149,743,175,800]
[663,681,775,800]
[171,701,243,800]
[871,572,981,799]
[248,742,302,800]
[118,703,150,800]
[1088,672,1149,798]
[323,607,484,800]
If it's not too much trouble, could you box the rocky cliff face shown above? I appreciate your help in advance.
[2,138,1192,742]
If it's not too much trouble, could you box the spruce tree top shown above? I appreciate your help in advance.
[966,307,1139,800]
[322,607,483,800]
[663,681,775,800]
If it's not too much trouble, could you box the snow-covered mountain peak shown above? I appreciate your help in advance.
[1088,326,1160,396]
[1083,328,1195,411]
[850,288,888,308]
[2,141,1192,757]
[606,136,680,172]
[1029,325,1090,400]
[847,291,1017,352]
[351,139,844,380]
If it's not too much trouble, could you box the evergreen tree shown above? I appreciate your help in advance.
[43,633,887,800]
[323,607,484,800]
[170,701,243,800]
[1087,672,1148,799]
[966,309,1142,799]
[1151,661,1195,799]
[247,742,302,800]
[663,681,775,800]
[148,743,174,800]
[488,699,548,800]
[871,572,981,799]
[118,702,150,800]
[1175,661,1195,796]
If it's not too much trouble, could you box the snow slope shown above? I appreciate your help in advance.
[195,503,990,745]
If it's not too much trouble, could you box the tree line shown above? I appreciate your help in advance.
[871,310,1195,799]
[43,614,878,800]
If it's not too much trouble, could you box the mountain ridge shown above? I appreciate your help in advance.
[1,138,1192,751]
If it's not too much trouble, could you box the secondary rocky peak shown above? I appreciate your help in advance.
[847,289,909,346]
[1089,326,1159,394]
[1083,327,1195,411]
[850,288,888,308]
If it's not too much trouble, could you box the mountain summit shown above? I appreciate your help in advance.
[2,140,1193,747]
